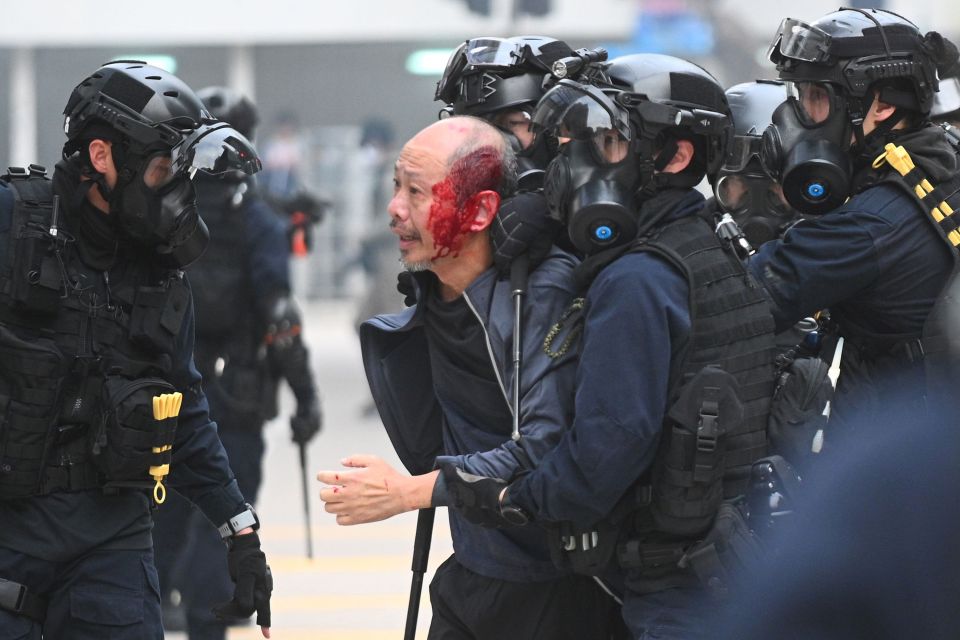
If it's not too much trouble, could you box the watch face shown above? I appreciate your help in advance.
[501,504,530,526]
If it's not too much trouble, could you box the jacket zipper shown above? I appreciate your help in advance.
[462,291,513,417]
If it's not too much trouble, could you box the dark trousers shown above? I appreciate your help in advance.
[153,428,265,640]
[621,584,715,640]
[0,546,162,640]
[427,554,624,640]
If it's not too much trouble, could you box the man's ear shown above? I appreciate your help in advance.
[660,139,694,175]
[466,190,501,232]
[871,97,899,124]
[87,139,113,174]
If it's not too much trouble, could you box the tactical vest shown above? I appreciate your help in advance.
[0,167,187,500]
[188,178,275,428]
[634,213,776,539]
[549,212,776,583]
[189,178,250,339]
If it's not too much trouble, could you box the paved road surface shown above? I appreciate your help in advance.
[168,298,452,640]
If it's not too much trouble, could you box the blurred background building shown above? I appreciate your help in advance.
[1,0,958,300]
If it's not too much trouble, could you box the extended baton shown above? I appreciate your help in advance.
[510,253,530,442]
[404,507,435,640]
[298,442,314,559]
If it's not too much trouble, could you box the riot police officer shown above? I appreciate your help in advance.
[710,80,835,472]
[435,35,576,189]
[152,86,321,640]
[754,8,960,433]
[0,62,272,638]
[714,80,802,248]
[443,53,777,639]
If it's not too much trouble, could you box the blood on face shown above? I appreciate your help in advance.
[428,145,502,259]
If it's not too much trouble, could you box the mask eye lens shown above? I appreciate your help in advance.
[491,108,536,150]
[716,175,748,211]
[142,154,176,190]
[592,128,629,164]
[794,82,832,125]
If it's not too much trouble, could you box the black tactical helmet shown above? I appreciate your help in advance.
[435,35,574,117]
[767,8,940,115]
[197,86,259,140]
[601,53,732,184]
[62,60,260,178]
[63,61,211,156]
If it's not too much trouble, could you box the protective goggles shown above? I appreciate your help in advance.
[933,75,960,118]
[768,18,833,64]
[169,122,261,179]
[532,80,632,165]
[436,38,524,103]
[723,134,765,174]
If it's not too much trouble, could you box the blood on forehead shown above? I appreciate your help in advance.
[428,145,503,259]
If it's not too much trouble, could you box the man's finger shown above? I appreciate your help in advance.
[260,625,271,638]
[336,513,358,526]
[324,500,348,515]
[317,470,349,484]
[318,486,344,502]
[341,453,379,468]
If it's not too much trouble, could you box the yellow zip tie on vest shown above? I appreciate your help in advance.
[150,392,182,504]
[873,143,960,247]
[873,142,915,175]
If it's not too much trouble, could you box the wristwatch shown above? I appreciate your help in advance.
[218,503,260,540]
[499,488,530,527]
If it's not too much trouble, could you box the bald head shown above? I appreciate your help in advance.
[413,115,508,166]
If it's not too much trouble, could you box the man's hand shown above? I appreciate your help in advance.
[491,192,561,275]
[317,455,435,525]
[212,531,272,638]
[290,397,322,445]
[440,464,529,528]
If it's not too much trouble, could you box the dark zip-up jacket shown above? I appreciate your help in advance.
[360,248,581,582]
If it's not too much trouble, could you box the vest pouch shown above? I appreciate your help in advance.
[650,365,743,537]
[128,280,190,355]
[677,498,764,598]
[208,359,268,432]
[92,375,176,483]
[769,356,832,471]
[0,326,66,499]
[10,224,61,314]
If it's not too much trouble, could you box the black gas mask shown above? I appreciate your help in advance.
[110,123,260,267]
[715,171,801,246]
[760,81,852,216]
[535,81,640,255]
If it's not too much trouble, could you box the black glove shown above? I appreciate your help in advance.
[212,532,273,627]
[290,396,322,445]
[441,463,529,528]
[491,192,562,275]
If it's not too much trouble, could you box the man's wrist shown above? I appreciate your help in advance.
[219,503,260,539]
[405,471,440,511]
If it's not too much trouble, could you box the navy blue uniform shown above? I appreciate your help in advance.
[153,179,290,640]
[748,125,957,432]
[508,191,733,639]
[0,169,247,638]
